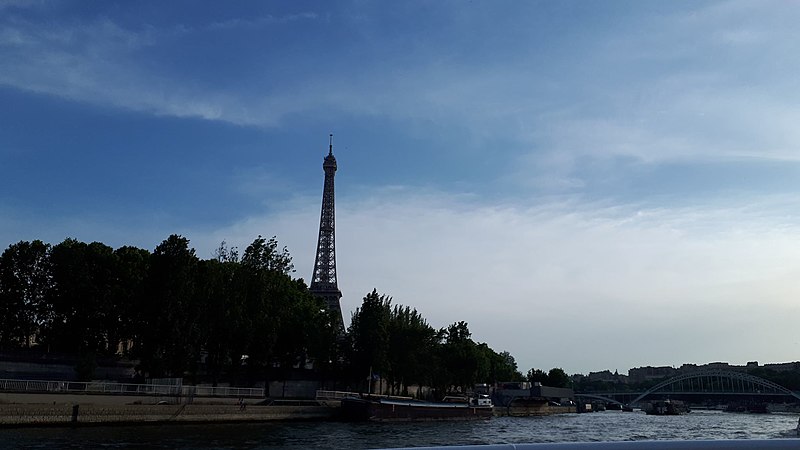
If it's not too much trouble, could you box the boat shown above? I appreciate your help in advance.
[643,399,689,415]
[339,394,493,421]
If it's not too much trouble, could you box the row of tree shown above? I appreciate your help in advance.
[0,235,529,395]
[346,290,524,396]
[0,235,338,382]
[526,367,571,388]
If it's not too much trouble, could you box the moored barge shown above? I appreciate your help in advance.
[340,395,493,421]
[644,399,690,415]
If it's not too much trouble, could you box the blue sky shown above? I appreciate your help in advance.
[2,0,800,375]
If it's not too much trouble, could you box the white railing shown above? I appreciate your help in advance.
[315,390,415,402]
[0,378,264,398]
[315,390,361,400]
[190,385,264,398]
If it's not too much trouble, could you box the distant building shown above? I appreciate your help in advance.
[679,362,746,373]
[763,362,800,372]
[627,366,677,383]
[581,360,800,387]
[677,361,800,374]
[587,370,627,384]
[705,362,734,370]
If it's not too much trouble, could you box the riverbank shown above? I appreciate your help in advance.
[0,392,335,427]
[0,391,576,426]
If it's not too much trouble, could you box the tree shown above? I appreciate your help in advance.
[287,278,340,375]
[137,234,200,378]
[272,279,328,371]
[212,240,239,263]
[385,304,436,395]
[111,246,151,357]
[0,240,52,349]
[481,349,524,383]
[237,236,291,382]
[527,368,549,384]
[240,235,293,274]
[194,257,240,385]
[347,289,391,391]
[45,240,117,354]
[440,321,484,393]
[547,368,571,388]
[228,235,325,386]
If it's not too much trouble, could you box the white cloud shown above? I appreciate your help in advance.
[3,186,798,374]
[181,189,800,374]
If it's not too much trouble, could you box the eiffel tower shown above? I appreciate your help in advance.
[310,134,344,332]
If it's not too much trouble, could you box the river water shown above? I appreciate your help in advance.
[0,410,798,449]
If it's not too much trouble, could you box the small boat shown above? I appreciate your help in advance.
[340,394,493,422]
[643,399,689,415]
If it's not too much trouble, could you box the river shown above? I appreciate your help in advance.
[0,410,797,449]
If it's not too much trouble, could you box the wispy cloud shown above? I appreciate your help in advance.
[0,0,45,11]
[3,2,799,178]
[3,178,798,374]
[0,15,268,124]
[178,189,800,373]
[208,13,320,30]
[336,193,800,373]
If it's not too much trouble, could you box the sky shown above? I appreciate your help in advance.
[2,0,800,376]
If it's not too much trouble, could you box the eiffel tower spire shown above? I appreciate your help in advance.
[310,134,344,331]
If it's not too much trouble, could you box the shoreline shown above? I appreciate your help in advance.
[0,404,337,428]
[0,392,337,427]
[0,392,577,427]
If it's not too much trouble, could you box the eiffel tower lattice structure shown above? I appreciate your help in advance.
[310,134,344,332]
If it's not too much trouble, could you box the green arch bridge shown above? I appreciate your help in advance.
[575,369,800,407]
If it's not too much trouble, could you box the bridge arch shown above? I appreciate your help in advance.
[630,369,800,406]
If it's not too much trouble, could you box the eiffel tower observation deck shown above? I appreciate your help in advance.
[310,134,344,332]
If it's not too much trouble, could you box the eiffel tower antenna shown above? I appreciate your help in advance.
[310,134,344,332]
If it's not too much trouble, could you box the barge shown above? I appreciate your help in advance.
[644,399,690,415]
[340,395,493,421]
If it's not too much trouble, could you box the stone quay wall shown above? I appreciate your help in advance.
[0,393,335,426]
